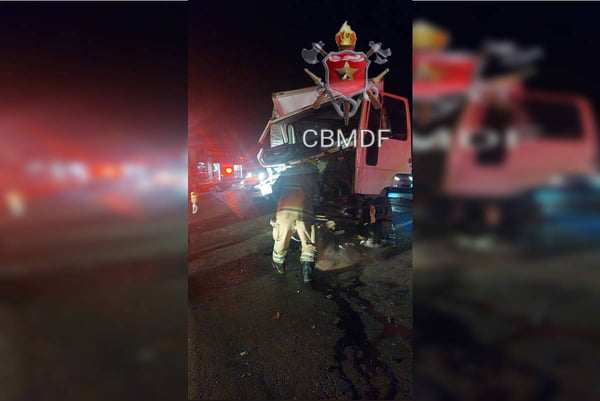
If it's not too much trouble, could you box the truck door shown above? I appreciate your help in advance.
[354,93,412,195]
[445,92,597,197]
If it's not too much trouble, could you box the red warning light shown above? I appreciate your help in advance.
[224,166,233,175]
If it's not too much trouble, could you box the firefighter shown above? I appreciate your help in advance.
[271,159,320,283]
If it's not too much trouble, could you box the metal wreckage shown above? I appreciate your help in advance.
[255,22,412,242]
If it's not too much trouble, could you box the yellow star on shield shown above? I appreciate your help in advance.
[335,61,358,80]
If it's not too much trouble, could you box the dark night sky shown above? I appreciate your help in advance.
[413,2,600,103]
[0,2,187,162]
[5,2,597,163]
[189,0,412,155]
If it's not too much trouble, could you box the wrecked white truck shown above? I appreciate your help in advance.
[256,83,412,240]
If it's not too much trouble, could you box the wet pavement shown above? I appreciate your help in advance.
[188,189,413,400]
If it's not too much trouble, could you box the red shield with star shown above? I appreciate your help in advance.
[323,51,369,98]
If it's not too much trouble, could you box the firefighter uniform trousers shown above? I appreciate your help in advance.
[272,210,316,264]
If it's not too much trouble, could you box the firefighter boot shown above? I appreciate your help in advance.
[302,261,313,283]
[272,261,286,274]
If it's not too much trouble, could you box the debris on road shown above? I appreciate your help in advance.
[239,351,248,357]
[272,312,281,320]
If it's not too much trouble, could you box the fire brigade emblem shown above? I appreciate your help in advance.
[302,21,392,125]
[325,51,368,97]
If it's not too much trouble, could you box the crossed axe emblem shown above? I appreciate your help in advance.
[302,40,391,65]
[301,40,391,125]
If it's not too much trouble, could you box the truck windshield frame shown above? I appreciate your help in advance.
[366,105,381,166]
[383,94,409,141]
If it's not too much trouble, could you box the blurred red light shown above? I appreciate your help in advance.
[224,167,233,174]
[92,164,122,179]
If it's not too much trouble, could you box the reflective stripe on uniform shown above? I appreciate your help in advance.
[300,253,315,262]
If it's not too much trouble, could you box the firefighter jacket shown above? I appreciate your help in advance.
[272,165,320,220]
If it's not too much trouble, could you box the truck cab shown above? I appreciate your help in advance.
[257,84,411,234]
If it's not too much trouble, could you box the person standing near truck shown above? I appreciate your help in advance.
[271,159,320,283]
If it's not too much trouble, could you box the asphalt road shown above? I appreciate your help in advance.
[188,189,413,400]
